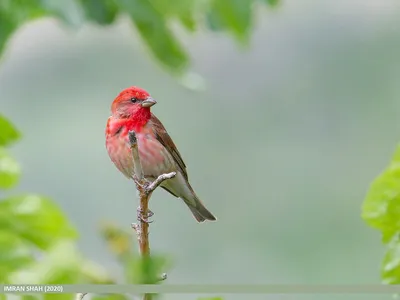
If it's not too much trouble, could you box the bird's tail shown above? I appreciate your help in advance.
[184,194,217,223]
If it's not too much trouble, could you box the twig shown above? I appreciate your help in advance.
[147,172,177,191]
[129,131,175,299]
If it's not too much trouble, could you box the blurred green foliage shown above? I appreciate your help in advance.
[0,115,111,293]
[0,114,20,188]
[0,0,280,73]
[100,222,170,285]
[0,115,173,299]
[362,144,400,284]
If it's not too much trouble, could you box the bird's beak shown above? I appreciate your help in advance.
[141,97,157,108]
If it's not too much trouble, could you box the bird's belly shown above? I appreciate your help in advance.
[137,133,175,178]
[106,133,134,178]
[106,132,175,180]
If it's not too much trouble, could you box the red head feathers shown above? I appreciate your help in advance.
[111,86,157,117]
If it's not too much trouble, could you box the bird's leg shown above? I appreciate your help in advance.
[133,175,154,194]
[137,206,154,223]
[133,175,145,188]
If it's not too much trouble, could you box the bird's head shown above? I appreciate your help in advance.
[111,86,157,117]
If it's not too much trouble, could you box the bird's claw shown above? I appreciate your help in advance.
[138,215,153,224]
[137,207,154,223]
[142,181,151,192]
[133,175,142,186]
[133,175,151,191]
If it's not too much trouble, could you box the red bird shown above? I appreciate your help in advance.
[105,86,217,222]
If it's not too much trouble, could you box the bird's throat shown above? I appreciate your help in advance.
[121,108,151,132]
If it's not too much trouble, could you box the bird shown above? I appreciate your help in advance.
[105,86,217,223]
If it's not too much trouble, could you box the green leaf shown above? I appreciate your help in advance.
[125,255,170,284]
[100,222,134,259]
[39,0,85,27]
[117,0,189,72]
[0,195,77,249]
[0,148,20,189]
[145,0,191,16]
[0,10,17,60]
[1,0,47,22]
[208,0,254,43]
[206,10,226,32]
[0,230,34,282]
[178,13,197,32]
[9,240,93,300]
[9,239,82,285]
[265,0,280,6]
[145,0,198,31]
[198,298,223,300]
[0,0,49,59]
[21,296,40,300]
[382,233,400,284]
[43,293,75,300]
[362,144,400,243]
[0,114,20,146]
[8,239,113,286]
[362,144,400,284]
[78,0,119,25]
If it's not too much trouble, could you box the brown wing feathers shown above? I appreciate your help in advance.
[150,114,189,180]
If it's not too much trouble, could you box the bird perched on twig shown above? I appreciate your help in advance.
[105,86,217,223]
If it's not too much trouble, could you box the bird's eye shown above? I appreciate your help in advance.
[130,97,138,103]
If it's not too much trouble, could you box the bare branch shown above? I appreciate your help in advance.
[146,172,176,193]
[128,130,170,299]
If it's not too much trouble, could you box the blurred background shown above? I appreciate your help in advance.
[2,0,400,299]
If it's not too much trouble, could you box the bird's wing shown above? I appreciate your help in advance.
[149,114,188,180]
